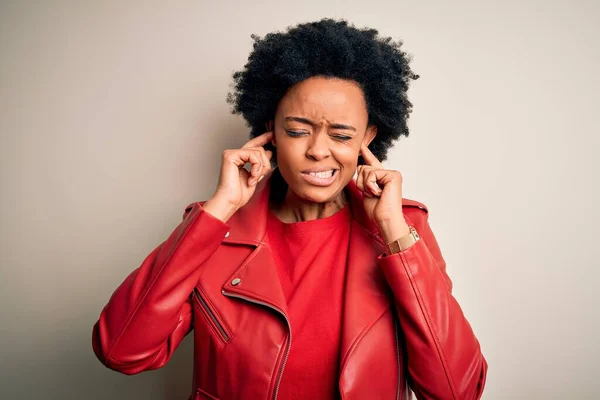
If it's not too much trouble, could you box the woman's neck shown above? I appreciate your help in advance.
[273,188,347,223]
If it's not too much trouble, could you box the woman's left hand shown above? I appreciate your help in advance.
[356,143,411,243]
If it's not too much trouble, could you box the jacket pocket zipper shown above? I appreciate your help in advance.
[193,287,230,343]
[221,289,291,400]
[394,315,402,400]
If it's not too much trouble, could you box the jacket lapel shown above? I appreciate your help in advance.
[219,170,288,315]
[340,180,393,365]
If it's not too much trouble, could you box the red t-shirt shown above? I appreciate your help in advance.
[266,203,352,400]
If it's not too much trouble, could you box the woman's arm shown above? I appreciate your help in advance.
[92,132,274,374]
[92,202,230,375]
[378,208,488,400]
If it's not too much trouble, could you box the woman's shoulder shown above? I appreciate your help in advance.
[401,198,431,234]
[402,198,428,213]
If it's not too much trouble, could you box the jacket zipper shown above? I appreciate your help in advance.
[221,289,292,400]
[193,287,230,343]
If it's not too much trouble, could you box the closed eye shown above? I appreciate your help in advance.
[332,135,352,141]
[286,130,307,137]
[286,130,352,141]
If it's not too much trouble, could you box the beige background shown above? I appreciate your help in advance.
[1,1,599,399]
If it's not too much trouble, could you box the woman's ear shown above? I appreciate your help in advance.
[265,120,276,146]
[363,125,377,147]
[357,126,377,166]
[265,120,274,132]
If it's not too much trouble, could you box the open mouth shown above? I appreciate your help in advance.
[307,170,335,178]
[300,169,338,186]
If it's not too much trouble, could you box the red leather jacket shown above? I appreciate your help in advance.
[92,173,487,400]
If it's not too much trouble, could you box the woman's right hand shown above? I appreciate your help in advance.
[203,131,274,222]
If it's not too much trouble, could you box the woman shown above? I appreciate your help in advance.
[93,19,487,400]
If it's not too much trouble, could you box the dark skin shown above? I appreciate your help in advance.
[204,76,410,242]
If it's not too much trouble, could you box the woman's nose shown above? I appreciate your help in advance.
[305,132,331,161]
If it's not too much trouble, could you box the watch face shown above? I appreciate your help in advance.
[387,241,400,254]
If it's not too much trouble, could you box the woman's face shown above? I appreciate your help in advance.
[273,76,376,204]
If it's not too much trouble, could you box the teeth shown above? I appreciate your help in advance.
[308,170,334,178]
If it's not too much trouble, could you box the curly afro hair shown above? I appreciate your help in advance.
[227,18,419,164]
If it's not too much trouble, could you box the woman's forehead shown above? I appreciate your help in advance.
[276,77,368,122]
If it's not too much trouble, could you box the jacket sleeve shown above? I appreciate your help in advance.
[92,202,230,375]
[378,206,488,400]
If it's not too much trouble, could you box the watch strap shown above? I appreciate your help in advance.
[386,226,420,254]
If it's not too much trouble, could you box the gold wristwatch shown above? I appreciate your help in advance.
[386,226,420,254]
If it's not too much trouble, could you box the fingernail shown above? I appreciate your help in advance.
[258,175,264,182]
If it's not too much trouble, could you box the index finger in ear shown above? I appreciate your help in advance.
[360,143,383,168]
[242,131,274,149]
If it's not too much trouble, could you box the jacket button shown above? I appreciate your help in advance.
[231,278,241,286]
[224,231,230,238]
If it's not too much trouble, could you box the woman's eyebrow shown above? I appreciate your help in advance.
[284,116,356,131]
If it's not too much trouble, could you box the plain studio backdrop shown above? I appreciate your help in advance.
[1,1,598,399]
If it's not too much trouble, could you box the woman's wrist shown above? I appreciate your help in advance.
[203,195,238,223]
[376,217,411,243]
